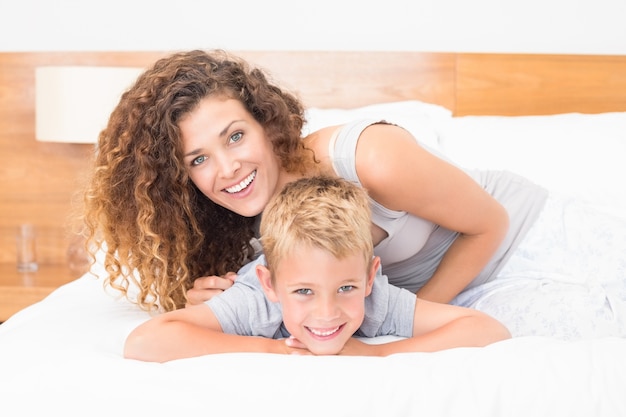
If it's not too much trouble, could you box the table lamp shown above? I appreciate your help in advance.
[35,66,144,143]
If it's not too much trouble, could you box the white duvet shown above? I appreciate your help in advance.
[1,102,626,417]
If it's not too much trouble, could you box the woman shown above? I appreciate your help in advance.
[84,49,626,338]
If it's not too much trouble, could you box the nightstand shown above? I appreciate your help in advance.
[0,264,81,323]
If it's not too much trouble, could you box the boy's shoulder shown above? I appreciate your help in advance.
[234,255,266,287]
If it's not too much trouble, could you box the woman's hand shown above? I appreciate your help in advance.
[336,337,380,356]
[185,272,237,307]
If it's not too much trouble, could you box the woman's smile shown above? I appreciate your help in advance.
[223,170,257,194]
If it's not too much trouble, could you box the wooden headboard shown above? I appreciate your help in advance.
[1,51,626,265]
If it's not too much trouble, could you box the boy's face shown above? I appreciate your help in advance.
[256,246,378,355]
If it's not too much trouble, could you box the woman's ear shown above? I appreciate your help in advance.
[256,264,279,302]
[365,256,380,297]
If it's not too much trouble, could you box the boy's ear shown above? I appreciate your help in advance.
[256,264,279,302]
[365,256,380,297]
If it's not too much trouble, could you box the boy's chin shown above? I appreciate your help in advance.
[304,341,346,356]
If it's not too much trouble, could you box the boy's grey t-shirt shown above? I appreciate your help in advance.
[206,255,416,339]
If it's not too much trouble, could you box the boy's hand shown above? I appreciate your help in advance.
[336,337,381,356]
[284,336,380,356]
[284,336,313,355]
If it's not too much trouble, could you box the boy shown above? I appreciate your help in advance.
[125,176,510,362]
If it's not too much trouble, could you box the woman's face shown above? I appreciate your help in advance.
[180,97,285,217]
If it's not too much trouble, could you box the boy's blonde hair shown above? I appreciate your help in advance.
[260,176,374,280]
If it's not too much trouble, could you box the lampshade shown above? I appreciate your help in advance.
[35,66,144,143]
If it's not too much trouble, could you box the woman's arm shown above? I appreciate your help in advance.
[124,304,298,362]
[355,124,509,303]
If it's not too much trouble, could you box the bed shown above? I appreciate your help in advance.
[1,51,626,417]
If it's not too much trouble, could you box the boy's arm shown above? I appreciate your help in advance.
[124,304,298,362]
[336,298,511,356]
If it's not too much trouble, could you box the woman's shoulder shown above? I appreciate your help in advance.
[304,121,401,152]
[303,124,340,146]
[302,124,343,173]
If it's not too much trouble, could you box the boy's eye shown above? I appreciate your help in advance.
[229,132,243,144]
[295,288,312,295]
[338,285,355,293]
[192,155,207,166]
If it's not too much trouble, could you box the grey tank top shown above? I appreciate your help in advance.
[329,119,549,292]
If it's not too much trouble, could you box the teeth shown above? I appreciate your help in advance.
[225,170,256,194]
[308,326,340,337]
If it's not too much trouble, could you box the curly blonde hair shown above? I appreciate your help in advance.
[83,49,314,312]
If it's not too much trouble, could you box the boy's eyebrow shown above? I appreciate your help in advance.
[286,277,363,287]
[284,279,316,288]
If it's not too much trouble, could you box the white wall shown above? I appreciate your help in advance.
[1,0,625,55]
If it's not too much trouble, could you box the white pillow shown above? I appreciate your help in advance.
[303,100,452,150]
[437,112,626,218]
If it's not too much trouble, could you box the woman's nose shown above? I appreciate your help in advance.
[215,153,240,179]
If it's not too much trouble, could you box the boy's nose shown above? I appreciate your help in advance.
[313,296,340,319]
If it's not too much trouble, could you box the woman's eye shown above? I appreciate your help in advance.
[338,285,354,293]
[295,288,312,295]
[191,155,207,166]
[228,132,243,144]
